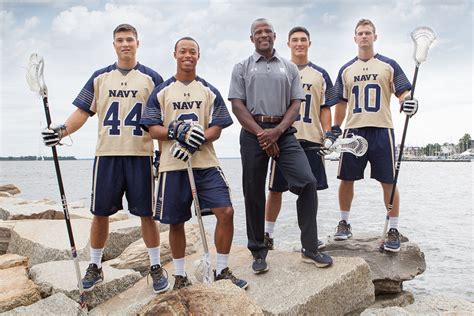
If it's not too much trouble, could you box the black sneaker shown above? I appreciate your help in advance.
[334,220,352,240]
[384,228,401,252]
[317,239,326,250]
[264,233,274,250]
[173,274,192,290]
[301,248,333,268]
[252,256,269,274]
[214,267,248,290]
[82,263,104,291]
[150,264,169,294]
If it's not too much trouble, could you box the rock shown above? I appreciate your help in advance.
[0,254,28,269]
[0,184,21,195]
[0,262,41,313]
[0,222,14,255]
[370,291,415,309]
[162,246,375,315]
[3,292,87,316]
[0,192,12,197]
[29,260,142,309]
[138,280,262,315]
[108,223,200,274]
[102,218,143,261]
[362,294,473,315]
[323,234,426,294]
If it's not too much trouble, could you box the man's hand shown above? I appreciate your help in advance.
[170,142,197,162]
[41,124,66,147]
[400,97,418,117]
[257,128,282,150]
[265,143,280,158]
[168,120,206,148]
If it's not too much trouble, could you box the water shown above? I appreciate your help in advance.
[0,159,472,301]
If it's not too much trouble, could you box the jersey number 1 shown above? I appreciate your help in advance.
[104,102,143,136]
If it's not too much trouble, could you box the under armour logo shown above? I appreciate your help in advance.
[121,82,127,86]
[363,67,368,71]
[184,93,190,97]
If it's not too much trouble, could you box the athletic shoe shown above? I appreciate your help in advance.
[334,220,352,240]
[214,267,248,290]
[252,255,269,274]
[82,263,104,291]
[173,274,192,290]
[301,248,333,268]
[264,232,274,250]
[150,264,169,294]
[317,239,326,250]
[384,228,401,252]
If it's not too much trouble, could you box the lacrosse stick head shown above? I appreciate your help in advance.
[193,254,212,284]
[334,135,368,157]
[411,26,436,65]
[26,53,47,96]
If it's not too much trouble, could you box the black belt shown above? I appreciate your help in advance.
[253,115,283,123]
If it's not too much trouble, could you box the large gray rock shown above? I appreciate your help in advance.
[138,280,262,315]
[361,294,473,315]
[102,218,143,261]
[3,292,87,316]
[163,246,375,315]
[108,223,200,274]
[29,260,142,309]
[0,222,14,255]
[0,184,21,195]
[323,235,426,294]
[0,259,41,313]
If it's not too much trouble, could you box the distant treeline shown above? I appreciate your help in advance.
[0,156,77,161]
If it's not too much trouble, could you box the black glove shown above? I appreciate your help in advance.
[400,97,418,117]
[168,120,206,148]
[170,142,197,162]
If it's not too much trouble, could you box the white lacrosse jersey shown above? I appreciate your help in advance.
[293,62,337,144]
[73,63,163,156]
[141,76,233,172]
[335,54,411,129]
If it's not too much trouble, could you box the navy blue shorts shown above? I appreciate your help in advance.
[91,156,154,217]
[337,127,396,183]
[154,167,232,224]
[269,140,328,192]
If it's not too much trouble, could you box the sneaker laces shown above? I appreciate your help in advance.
[83,264,100,282]
[386,229,400,242]
[335,220,350,234]
[218,268,238,282]
[147,265,168,285]
[173,274,191,289]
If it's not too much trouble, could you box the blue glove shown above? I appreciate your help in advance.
[170,142,197,162]
[168,120,206,148]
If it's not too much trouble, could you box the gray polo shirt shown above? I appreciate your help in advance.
[228,50,304,116]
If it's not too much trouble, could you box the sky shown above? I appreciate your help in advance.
[0,0,472,158]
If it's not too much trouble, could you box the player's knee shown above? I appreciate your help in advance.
[214,207,234,224]
[170,223,185,233]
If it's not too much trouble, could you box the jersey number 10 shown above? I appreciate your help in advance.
[352,83,381,114]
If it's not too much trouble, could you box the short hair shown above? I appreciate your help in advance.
[174,36,200,53]
[113,23,138,39]
[250,18,274,35]
[355,19,376,34]
[288,26,310,41]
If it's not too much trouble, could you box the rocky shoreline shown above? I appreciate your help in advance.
[0,184,472,315]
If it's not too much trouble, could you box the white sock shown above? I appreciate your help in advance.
[173,257,186,276]
[265,220,275,237]
[147,246,160,267]
[90,247,104,268]
[216,253,229,275]
[389,217,399,230]
[340,211,350,223]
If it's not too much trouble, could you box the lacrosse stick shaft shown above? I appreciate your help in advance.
[381,65,420,243]
[41,91,87,309]
[186,159,211,283]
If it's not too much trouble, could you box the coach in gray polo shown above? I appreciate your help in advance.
[228,18,333,274]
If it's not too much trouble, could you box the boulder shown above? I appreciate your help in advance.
[0,184,21,195]
[162,246,375,315]
[3,292,87,316]
[108,223,200,274]
[29,260,142,309]
[369,291,415,309]
[0,222,14,255]
[0,259,41,313]
[0,192,12,197]
[323,235,426,294]
[138,280,262,315]
[0,253,28,269]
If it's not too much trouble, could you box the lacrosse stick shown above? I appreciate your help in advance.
[307,135,368,157]
[379,27,436,252]
[186,159,212,284]
[26,53,87,310]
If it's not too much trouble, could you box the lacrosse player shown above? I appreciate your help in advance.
[140,37,247,290]
[264,26,338,251]
[332,19,419,252]
[229,18,333,274]
[40,24,169,292]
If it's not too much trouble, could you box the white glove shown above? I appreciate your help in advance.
[401,97,418,117]
[184,122,206,148]
[318,131,338,157]
[41,124,66,147]
[170,142,196,162]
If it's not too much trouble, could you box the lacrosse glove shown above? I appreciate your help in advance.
[170,142,197,162]
[168,120,206,148]
[41,124,66,147]
[401,97,418,117]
